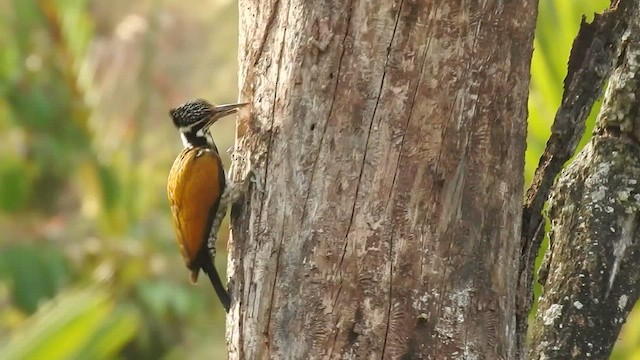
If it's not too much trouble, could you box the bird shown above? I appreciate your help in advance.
[166,98,248,312]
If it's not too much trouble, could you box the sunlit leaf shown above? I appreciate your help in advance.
[0,288,138,360]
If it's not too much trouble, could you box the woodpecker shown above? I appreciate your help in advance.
[166,98,251,312]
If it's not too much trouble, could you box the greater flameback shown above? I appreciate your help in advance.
[166,98,246,312]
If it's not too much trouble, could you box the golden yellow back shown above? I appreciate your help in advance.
[167,147,223,273]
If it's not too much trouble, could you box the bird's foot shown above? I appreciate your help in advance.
[206,228,218,260]
[223,167,262,203]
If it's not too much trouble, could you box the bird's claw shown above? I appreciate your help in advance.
[207,231,218,260]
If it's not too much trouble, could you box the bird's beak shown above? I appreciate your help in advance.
[205,102,248,128]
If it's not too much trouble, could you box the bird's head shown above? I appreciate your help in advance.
[169,98,247,148]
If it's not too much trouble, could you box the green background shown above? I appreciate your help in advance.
[0,0,637,359]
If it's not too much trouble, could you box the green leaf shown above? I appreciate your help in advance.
[0,245,70,313]
[0,288,139,360]
[0,158,34,212]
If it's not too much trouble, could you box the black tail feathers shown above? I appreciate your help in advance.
[200,257,231,312]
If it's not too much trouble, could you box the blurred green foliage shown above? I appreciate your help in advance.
[0,0,234,358]
[0,245,69,313]
[0,288,139,360]
[0,0,637,359]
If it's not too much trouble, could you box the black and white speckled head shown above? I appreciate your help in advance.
[169,99,215,129]
[169,98,246,148]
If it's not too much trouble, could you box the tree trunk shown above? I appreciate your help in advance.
[526,6,640,358]
[229,1,536,359]
[517,1,637,357]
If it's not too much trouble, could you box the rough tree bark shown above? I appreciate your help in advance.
[228,1,536,359]
[526,4,640,359]
[518,0,637,356]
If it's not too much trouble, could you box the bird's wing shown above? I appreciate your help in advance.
[167,147,224,275]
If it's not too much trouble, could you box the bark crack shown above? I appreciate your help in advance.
[247,10,287,315]
[242,0,285,348]
[461,18,486,357]
[300,0,355,228]
[431,86,462,357]
[432,15,480,359]
[254,0,282,66]
[254,0,291,345]
[380,1,404,358]
[265,202,288,337]
[313,5,356,356]
[416,2,437,295]
[461,94,483,356]
[326,286,343,358]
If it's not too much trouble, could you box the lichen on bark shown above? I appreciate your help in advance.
[527,12,640,359]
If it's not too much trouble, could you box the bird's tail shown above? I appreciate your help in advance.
[201,257,231,312]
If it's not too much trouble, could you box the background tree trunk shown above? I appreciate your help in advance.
[517,1,637,357]
[229,1,537,358]
[526,6,640,358]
